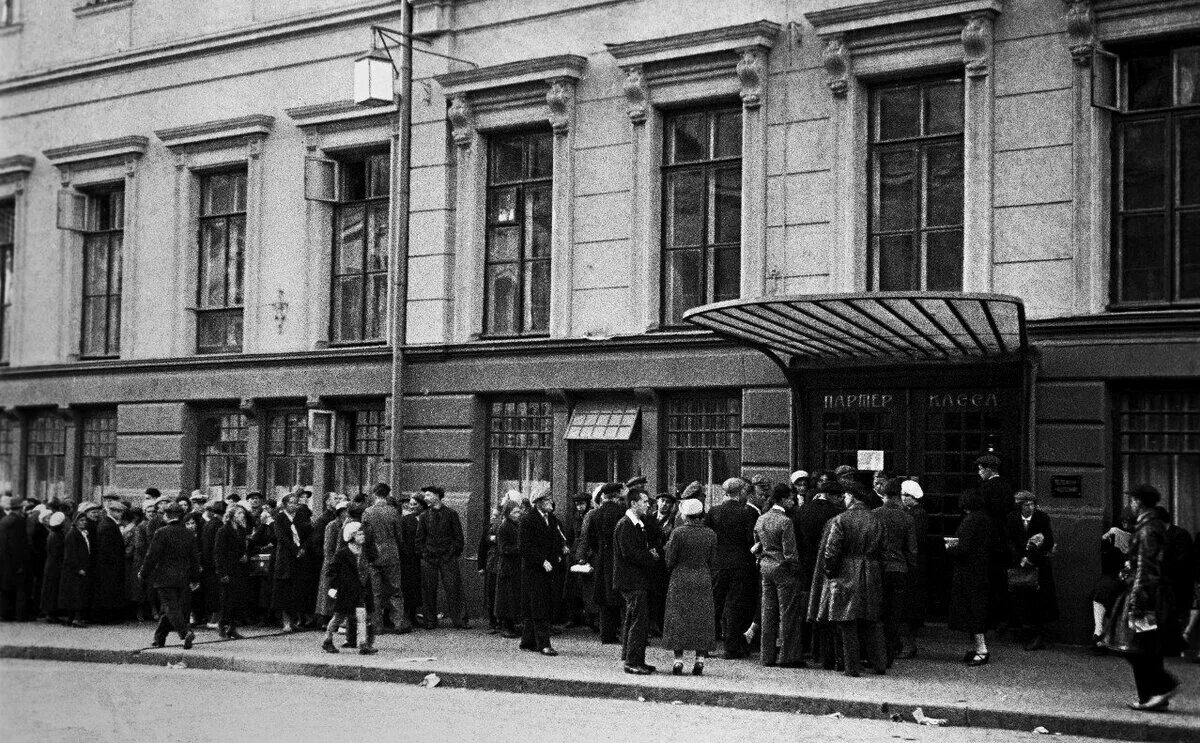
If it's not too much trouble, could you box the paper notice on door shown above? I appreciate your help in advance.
[857,450,885,471]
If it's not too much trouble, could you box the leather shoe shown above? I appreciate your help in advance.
[183,632,195,650]
[624,664,655,675]
[359,645,378,655]
[1129,699,1169,711]
[150,639,165,649]
[322,639,339,654]
[540,647,559,657]
[691,662,704,676]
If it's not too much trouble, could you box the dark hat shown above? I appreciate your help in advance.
[624,475,648,489]
[408,492,428,506]
[599,482,624,497]
[656,492,678,502]
[975,453,1002,469]
[206,500,227,515]
[145,488,161,498]
[571,492,591,503]
[1126,483,1161,508]
[680,481,705,501]
[163,503,186,520]
[834,465,857,478]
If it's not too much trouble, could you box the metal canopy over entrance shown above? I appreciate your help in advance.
[682,292,1028,369]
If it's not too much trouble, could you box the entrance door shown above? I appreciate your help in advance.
[806,382,1022,617]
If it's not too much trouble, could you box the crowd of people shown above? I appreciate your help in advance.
[0,482,469,654]
[0,455,1196,712]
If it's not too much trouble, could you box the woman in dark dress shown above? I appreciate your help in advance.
[214,504,251,639]
[1005,490,1058,651]
[495,500,523,638]
[1103,484,1180,711]
[947,490,992,666]
[662,498,717,675]
[40,512,67,623]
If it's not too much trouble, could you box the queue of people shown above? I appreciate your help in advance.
[0,481,471,655]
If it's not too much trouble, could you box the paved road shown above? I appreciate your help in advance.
[2,659,1116,743]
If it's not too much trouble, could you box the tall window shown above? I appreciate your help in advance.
[664,393,741,506]
[487,399,551,503]
[197,412,248,497]
[265,409,312,500]
[662,107,742,326]
[81,410,117,501]
[485,130,552,336]
[1118,388,1200,535]
[0,199,13,364]
[869,77,964,291]
[0,417,15,496]
[81,188,123,358]
[196,170,246,354]
[1113,44,1200,305]
[26,413,66,502]
[332,153,389,343]
[333,406,387,497]
[1,0,14,26]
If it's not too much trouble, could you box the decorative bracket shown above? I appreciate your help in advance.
[962,12,994,78]
[822,36,851,98]
[447,95,475,149]
[545,77,574,136]
[269,289,288,334]
[622,66,649,124]
[1063,0,1097,66]
[737,47,767,109]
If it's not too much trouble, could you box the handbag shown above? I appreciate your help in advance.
[1006,565,1039,591]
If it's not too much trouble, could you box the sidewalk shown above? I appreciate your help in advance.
[1,621,1196,741]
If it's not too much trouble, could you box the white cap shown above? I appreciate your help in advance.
[789,470,809,485]
[679,498,704,518]
[48,512,67,528]
[342,521,363,542]
[901,480,924,499]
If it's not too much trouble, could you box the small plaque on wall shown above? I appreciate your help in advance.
[1050,475,1083,498]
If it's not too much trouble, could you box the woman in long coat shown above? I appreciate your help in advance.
[809,487,887,676]
[214,504,251,639]
[495,500,523,637]
[948,490,993,666]
[517,492,562,655]
[662,498,717,675]
[1005,490,1058,650]
[40,512,67,622]
[315,501,349,618]
[900,480,929,656]
[59,510,93,627]
[1103,485,1179,710]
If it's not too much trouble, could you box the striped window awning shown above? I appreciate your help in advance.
[682,292,1028,369]
[565,401,640,440]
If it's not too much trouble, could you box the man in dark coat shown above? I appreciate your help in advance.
[614,489,658,674]
[0,495,30,621]
[200,501,225,627]
[705,477,757,659]
[1157,506,1195,656]
[518,490,563,655]
[415,485,468,628]
[559,493,590,628]
[794,479,843,666]
[583,483,626,642]
[1005,491,1058,650]
[271,492,304,631]
[399,494,426,631]
[214,505,250,639]
[876,479,918,662]
[89,499,128,623]
[140,503,200,648]
[976,453,1015,627]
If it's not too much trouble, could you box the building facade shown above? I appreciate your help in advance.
[0,0,1196,639]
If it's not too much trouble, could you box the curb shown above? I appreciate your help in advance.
[1,644,1193,742]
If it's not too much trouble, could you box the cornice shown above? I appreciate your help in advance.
[286,100,398,129]
[0,155,36,178]
[435,54,588,97]
[0,1,400,96]
[605,20,781,67]
[43,135,149,168]
[1093,0,1200,21]
[73,0,134,19]
[1028,309,1200,342]
[155,115,275,149]
[805,0,1003,36]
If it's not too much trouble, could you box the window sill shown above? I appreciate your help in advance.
[194,349,244,357]
[0,23,23,37]
[477,332,551,341]
[74,0,134,19]
[77,354,120,362]
[326,340,388,349]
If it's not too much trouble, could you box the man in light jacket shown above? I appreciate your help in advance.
[360,482,412,634]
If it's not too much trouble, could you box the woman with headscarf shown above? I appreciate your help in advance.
[1103,485,1180,711]
[948,490,993,666]
[663,498,717,675]
[40,511,68,623]
[1005,490,1057,651]
[59,507,95,628]
[899,479,928,657]
[495,499,524,638]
